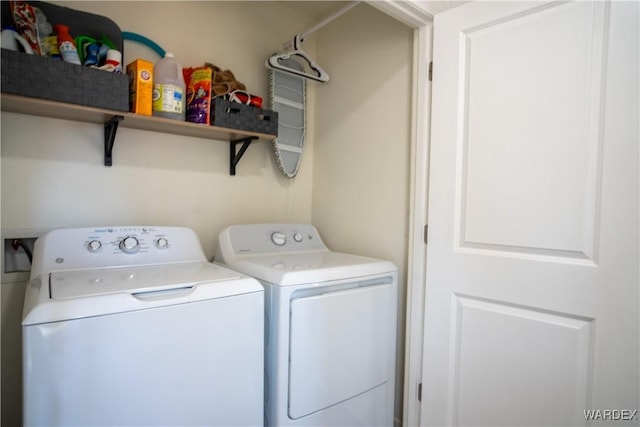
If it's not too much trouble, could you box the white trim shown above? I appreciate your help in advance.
[368,0,433,28]
[365,2,433,426]
[403,21,433,427]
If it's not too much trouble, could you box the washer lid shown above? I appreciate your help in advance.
[50,262,243,299]
[226,251,397,286]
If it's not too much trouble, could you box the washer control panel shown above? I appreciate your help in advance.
[34,226,206,272]
[83,227,173,255]
[224,224,327,255]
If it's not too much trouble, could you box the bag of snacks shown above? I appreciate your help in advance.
[184,66,213,125]
[10,0,43,55]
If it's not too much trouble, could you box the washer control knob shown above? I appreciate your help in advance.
[120,236,140,253]
[271,232,287,246]
[293,232,303,243]
[155,238,169,249]
[87,240,102,252]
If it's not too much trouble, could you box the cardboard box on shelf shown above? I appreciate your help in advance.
[127,59,153,115]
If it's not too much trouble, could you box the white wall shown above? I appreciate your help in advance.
[2,0,319,249]
[1,1,414,425]
[312,4,413,424]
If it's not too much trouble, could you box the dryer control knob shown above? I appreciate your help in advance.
[120,236,140,253]
[87,240,102,252]
[155,238,169,249]
[271,232,287,246]
[293,232,303,243]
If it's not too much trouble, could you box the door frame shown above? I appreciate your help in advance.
[365,2,433,426]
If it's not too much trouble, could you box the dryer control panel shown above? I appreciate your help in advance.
[220,224,327,255]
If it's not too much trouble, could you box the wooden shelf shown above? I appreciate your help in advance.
[0,93,275,174]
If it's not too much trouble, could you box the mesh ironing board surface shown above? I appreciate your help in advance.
[270,58,306,178]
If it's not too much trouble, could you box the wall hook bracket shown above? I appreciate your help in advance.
[230,136,258,176]
[104,115,124,166]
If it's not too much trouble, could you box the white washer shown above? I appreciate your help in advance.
[215,224,397,426]
[23,226,264,427]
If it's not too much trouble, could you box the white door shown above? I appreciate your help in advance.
[422,1,638,426]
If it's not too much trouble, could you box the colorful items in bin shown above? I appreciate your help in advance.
[184,66,213,125]
[127,59,154,116]
[97,49,122,73]
[9,1,42,55]
[82,43,100,66]
[229,90,263,109]
[75,34,116,64]
[75,35,96,63]
[203,63,262,107]
[33,8,50,33]
[55,32,122,72]
[42,35,59,59]
[9,0,121,72]
[205,63,247,96]
[1,25,33,53]
[33,6,52,53]
[53,24,80,65]
[152,52,186,121]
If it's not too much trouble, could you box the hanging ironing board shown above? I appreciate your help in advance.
[266,1,359,178]
[270,59,306,178]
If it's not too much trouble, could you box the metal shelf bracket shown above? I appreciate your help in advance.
[230,136,258,176]
[104,115,124,166]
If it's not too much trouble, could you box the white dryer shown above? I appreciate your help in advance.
[215,224,397,426]
[23,226,264,427]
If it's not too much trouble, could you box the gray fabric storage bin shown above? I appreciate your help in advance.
[211,97,278,135]
[1,1,127,112]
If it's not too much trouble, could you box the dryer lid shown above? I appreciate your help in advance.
[50,261,243,299]
[226,251,397,286]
